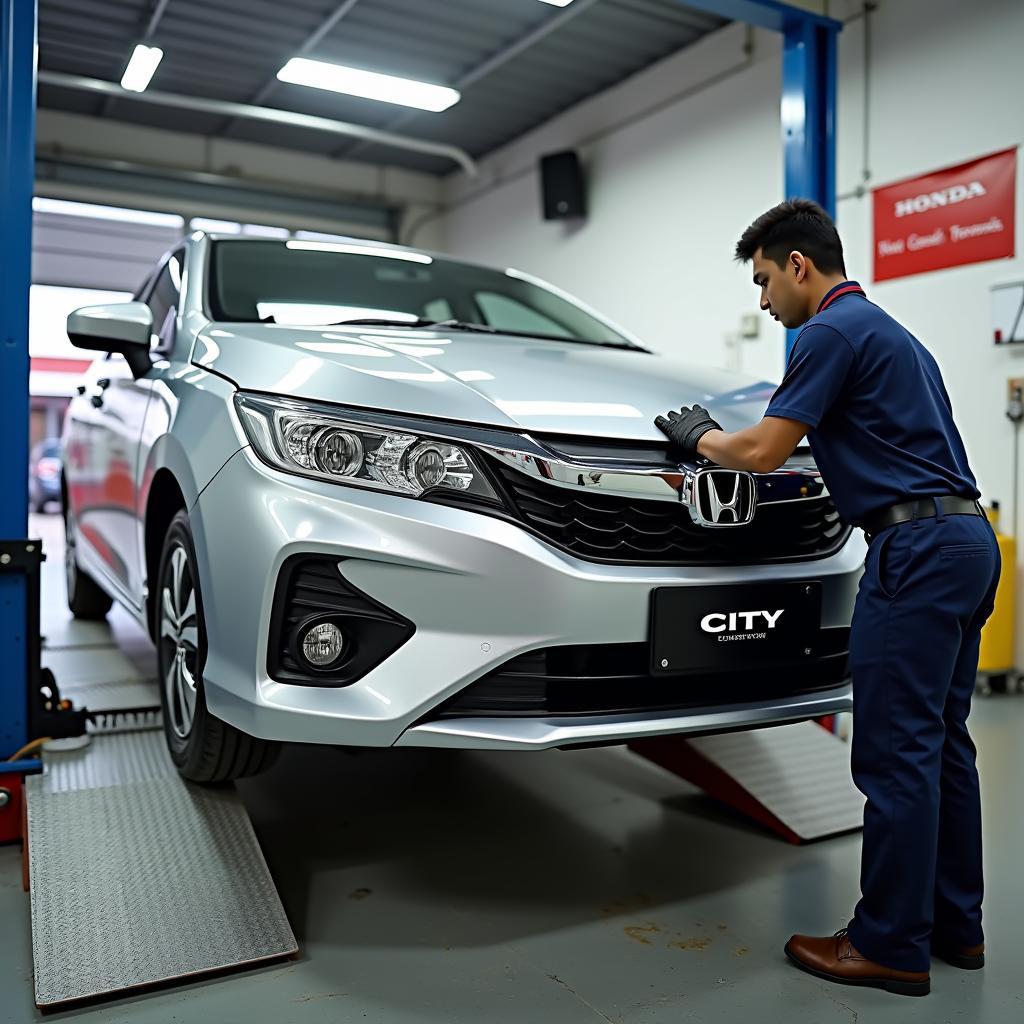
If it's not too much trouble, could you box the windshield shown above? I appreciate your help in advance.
[207,239,638,349]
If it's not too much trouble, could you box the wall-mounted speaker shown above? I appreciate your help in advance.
[539,150,586,221]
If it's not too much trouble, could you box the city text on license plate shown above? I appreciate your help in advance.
[649,581,822,675]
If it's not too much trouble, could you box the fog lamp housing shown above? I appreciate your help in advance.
[299,620,346,669]
[270,556,415,688]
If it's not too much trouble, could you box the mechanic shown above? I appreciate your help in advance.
[655,199,1000,998]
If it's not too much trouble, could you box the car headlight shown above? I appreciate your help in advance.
[234,393,500,500]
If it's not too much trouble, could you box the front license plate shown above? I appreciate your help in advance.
[650,581,822,675]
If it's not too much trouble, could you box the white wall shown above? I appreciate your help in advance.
[433,0,1024,660]
[432,22,788,384]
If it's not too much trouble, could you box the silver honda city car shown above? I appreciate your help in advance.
[62,233,862,782]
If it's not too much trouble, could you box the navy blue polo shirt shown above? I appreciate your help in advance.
[764,281,979,526]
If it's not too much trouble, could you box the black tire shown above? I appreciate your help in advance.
[64,502,114,620]
[157,510,280,783]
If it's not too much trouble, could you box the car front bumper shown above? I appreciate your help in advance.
[192,446,862,750]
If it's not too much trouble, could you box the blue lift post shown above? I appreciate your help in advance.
[0,0,38,763]
[674,0,841,356]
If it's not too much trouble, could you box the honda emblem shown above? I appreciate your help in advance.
[687,468,757,528]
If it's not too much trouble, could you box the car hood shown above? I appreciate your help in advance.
[194,323,779,441]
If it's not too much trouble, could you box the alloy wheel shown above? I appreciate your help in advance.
[160,544,200,739]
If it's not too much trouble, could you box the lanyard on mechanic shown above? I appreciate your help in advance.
[817,283,866,314]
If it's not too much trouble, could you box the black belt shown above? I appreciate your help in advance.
[862,496,984,538]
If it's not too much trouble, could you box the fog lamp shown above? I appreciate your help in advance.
[300,621,345,668]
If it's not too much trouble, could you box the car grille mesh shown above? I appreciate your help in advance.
[487,458,849,565]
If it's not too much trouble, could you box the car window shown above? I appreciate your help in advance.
[145,250,183,352]
[206,240,637,348]
[423,297,453,321]
[474,292,573,338]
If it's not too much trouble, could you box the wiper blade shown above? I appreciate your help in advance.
[330,317,438,327]
[428,319,497,334]
[489,327,643,350]
[330,317,498,333]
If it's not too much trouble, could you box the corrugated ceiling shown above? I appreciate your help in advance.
[38,0,728,175]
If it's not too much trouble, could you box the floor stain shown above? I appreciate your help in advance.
[624,924,661,945]
[734,946,750,957]
[669,936,713,952]
[292,992,347,1003]
[348,887,372,900]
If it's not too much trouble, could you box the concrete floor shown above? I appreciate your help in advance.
[2,511,1023,1023]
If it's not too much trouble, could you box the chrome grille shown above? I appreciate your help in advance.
[487,457,849,565]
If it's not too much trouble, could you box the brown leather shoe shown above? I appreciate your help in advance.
[784,928,930,996]
[931,939,985,970]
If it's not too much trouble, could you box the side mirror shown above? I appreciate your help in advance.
[67,302,154,377]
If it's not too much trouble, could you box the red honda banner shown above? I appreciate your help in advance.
[873,147,1017,282]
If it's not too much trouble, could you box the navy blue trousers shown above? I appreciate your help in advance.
[845,504,1001,972]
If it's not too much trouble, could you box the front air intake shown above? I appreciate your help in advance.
[267,556,414,687]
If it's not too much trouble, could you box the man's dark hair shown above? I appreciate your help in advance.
[734,198,846,276]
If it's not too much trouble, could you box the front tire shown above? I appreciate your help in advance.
[64,501,114,620]
[157,510,280,783]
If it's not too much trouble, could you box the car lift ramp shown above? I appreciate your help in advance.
[630,720,866,844]
[24,728,297,1009]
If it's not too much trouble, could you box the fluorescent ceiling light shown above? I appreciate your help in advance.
[287,240,432,264]
[120,44,163,93]
[33,196,183,228]
[277,58,459,112]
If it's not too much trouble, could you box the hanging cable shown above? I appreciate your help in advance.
[5,737,52,762]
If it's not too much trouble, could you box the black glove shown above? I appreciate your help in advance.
[654,405,722,456]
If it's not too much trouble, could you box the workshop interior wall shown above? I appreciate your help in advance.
[436,22,787,385]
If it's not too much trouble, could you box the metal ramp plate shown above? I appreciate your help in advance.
[630,720,865,843]
[26,730,297,1009]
